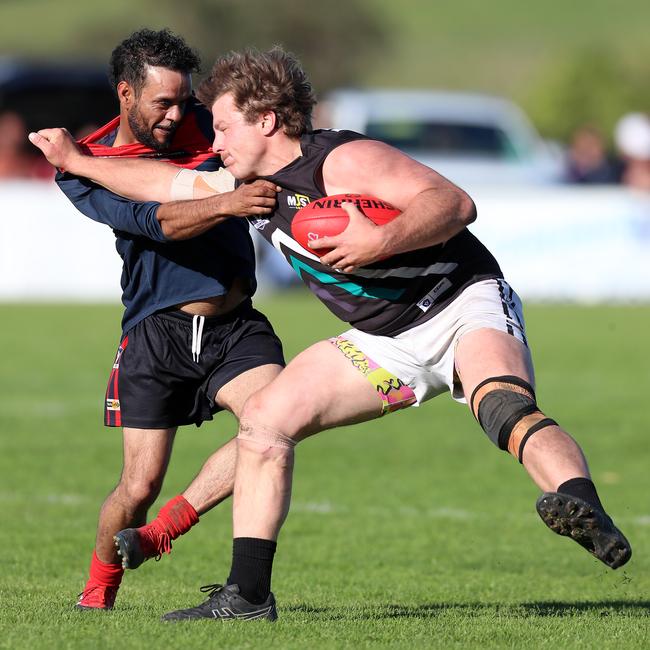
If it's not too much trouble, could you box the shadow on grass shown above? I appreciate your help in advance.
[285,600,650,620]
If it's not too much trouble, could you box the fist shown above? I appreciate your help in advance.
[28,128,82,171]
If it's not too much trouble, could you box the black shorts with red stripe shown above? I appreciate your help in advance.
[104,299,285,428]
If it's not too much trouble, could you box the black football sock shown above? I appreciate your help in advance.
[227,537,277,604]
[557,477,605,512]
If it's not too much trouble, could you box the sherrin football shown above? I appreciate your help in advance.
[291,194,401,257]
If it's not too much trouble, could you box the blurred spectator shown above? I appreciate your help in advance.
[614,112,650,191]
[565,125,622,184]
[0,110,34,178]
[0,110,54,180]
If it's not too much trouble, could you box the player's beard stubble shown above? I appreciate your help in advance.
[127,104,176,152]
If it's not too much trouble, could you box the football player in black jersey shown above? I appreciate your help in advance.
[31,47,631,622]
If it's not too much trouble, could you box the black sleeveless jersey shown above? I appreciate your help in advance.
[246,129,502,336]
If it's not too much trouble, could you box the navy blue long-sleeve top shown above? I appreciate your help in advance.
[55,103,256,335]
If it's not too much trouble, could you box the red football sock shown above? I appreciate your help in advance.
[88,549,124,587]
[140,495,200,557]
[152,494,200,537]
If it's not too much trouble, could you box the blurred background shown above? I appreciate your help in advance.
[2,5,650,643]
[1,0,649,299]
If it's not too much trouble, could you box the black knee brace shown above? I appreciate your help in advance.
[470,375,557,463]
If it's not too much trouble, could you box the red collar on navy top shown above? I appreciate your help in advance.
[77,107,214,169]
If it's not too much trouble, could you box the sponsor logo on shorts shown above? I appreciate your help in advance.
[286,193,310,209]
[416,278,452,312]
[113,340,128,369]
[106,399,120,411]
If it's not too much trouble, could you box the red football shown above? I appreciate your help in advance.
[291,194,401,257]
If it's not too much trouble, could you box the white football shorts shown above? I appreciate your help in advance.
[339,278,529,406]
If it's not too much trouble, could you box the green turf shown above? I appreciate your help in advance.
[1,295,648,648]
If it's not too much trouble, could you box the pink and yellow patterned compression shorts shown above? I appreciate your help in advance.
[329,336,417,416]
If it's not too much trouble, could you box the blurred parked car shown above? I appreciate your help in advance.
[314,89,564,187]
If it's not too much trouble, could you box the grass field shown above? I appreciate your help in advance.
[1,294,648,648]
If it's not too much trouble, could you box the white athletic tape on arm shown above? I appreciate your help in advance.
[170,168,236,200]
[170,168,198,200]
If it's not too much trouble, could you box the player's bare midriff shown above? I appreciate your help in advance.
[175,277,250,316]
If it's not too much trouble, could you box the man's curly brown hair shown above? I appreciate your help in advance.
[197,47,316,137]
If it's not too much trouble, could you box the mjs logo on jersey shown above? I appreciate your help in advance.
[286,193,310,209]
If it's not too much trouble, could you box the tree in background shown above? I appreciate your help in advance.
[74,0,389,94]
[525,47,650,144]
[3,0,648,145]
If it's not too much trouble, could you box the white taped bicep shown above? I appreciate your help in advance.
[170,168,236,200]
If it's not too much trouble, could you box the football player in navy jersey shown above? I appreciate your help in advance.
[30,31,284,612]
[31,46,631,622]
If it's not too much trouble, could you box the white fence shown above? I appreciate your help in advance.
[1,180,649,302]
[468,185,650,301]
[1,181,122,300]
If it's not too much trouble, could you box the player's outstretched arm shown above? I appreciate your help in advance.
[31,127,280,241]
[29,128,182,202]
[311,139,477,272]
[156,180,280,240]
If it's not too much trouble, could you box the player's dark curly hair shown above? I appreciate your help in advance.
[108,28,201,96]
[197,46,316,137]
